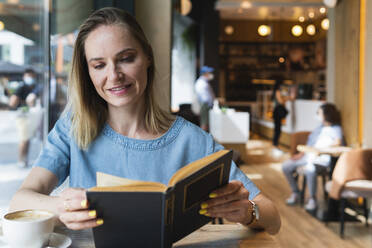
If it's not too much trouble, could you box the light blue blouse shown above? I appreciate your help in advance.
[34,115,260,200]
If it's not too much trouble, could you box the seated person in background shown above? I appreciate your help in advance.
[9,68,40,109]
[282,103,343,211]
[10,8,280,235]
[9,68,41,167]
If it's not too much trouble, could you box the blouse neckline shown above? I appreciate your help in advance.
[102,116,184,150]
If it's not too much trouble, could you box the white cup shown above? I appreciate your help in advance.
[2,209,55,248]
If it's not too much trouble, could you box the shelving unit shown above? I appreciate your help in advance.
[219,41,326,103]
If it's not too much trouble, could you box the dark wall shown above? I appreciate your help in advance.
[94,0,134,15]
[189,0,220,96]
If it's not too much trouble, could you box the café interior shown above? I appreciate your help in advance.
[0,0,371,247]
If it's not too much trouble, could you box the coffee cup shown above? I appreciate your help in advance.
[2,209,55,248]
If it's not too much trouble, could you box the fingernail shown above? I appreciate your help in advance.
[199,209,207,215]
[88,210,96,217]
[96,219,104,225]
[209,193,218,198]
[201,203,208,209]
[81,200,88,208]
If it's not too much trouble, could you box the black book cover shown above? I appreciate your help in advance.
[86,150,233,248]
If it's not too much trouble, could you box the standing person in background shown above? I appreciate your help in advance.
[9,68,41,168]
[195,66,215,132]
[271,78,291,157]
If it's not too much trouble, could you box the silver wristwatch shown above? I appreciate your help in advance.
[246,200,260,225]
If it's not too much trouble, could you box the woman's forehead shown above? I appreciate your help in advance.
[84,25,141,56]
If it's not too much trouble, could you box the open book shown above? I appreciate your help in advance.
[86,149,233,248]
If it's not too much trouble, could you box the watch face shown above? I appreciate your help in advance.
[250,200,259,221]
[254,204,260,221]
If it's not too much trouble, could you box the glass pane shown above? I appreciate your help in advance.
[0,0,47,167]
[49,0,94,128]
[0,0,47,213]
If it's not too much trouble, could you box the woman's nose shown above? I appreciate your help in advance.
[107,64,123,81]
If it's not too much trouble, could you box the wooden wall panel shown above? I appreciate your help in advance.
[334,0,360,146]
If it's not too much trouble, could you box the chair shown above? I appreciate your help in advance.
[326,149,372,237]
[290,131,310,156]
[297,164,329,206]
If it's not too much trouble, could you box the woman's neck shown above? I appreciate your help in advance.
[107,100,151,139]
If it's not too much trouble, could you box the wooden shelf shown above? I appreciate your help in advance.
[220,41,324,102]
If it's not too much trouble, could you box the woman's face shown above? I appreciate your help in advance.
[316,108,325,123]
[84,24,150,109]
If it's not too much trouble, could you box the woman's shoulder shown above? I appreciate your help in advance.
[175,116,212,138]
[54,112,72,129]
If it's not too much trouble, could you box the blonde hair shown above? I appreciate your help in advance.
[66,7,174,149]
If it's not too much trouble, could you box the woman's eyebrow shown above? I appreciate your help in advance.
[88,48,136,63]
[115,48,136,58]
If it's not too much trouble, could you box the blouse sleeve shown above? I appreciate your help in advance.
[33,114,71,187]
[208,136,261,200]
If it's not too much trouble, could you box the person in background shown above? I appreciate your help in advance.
[194,66,215,131]
[271,78,290,157]
[8,68,41,168]
[282,103,343,211]
[10,8,280,234]
[9,69,40,109]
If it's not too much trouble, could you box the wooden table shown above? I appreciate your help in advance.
[296,145,352,157]
[58,224,279,248]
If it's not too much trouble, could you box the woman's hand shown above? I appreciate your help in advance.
[200,181,281,235]
[199,180,253,224]
[58,188,103,230]
[291,152,304,161]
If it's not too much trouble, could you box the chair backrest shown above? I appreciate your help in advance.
[329,148,372,199]
[290,131,310,155]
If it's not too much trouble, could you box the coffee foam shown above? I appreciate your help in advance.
[5,210,53,222]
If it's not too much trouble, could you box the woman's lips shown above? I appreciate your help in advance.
[108,84,132,96]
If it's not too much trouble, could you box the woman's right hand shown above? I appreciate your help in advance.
[57,188,103,230]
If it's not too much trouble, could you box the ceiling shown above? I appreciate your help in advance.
[216,0,327,21]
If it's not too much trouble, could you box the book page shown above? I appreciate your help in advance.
[90,172,167,192]
[168,150,230,187]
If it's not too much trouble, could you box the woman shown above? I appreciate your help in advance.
[10,8,280,234]
[282,103,343,211]
[271,78,289,156]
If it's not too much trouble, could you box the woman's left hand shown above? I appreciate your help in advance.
[200,180,253,224]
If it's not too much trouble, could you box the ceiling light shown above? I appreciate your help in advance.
[225,25,234,35]
[306,24,316,36]
[240,1,252,9]
[308,11,315,18]
[291,25,303,37]
[320,7,326,14]
[0,21,4,31]
[7,0,19,4]
[321,18,330,30]
[258,25,271,37]
[279,57,285,63]
[299,16,305,22]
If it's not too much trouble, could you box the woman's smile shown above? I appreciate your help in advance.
[107,83,133,96]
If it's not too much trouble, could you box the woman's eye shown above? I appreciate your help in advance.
[120,56,135,63]
[94,64,105,69]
